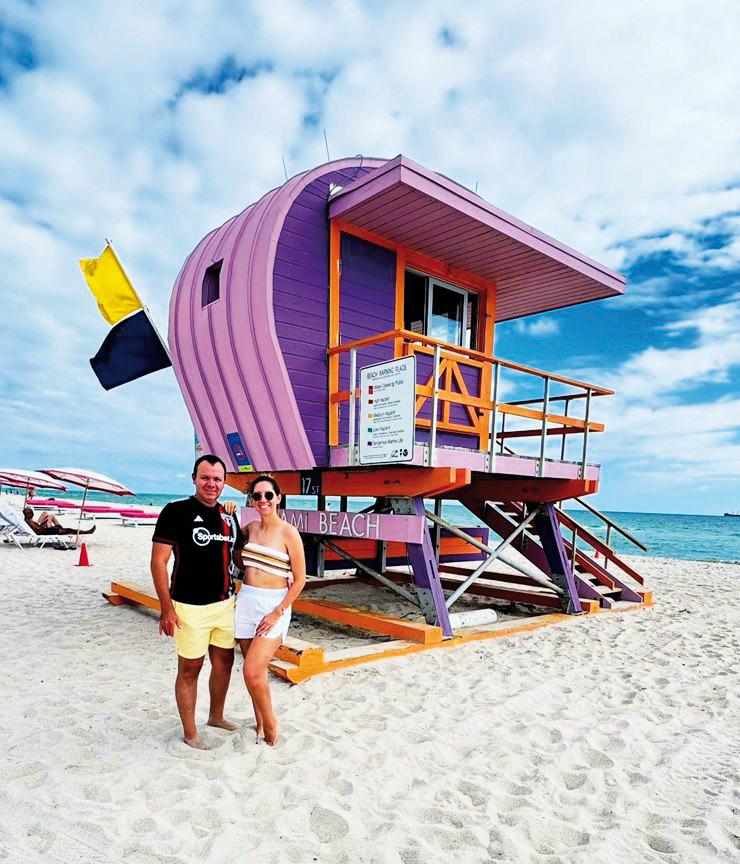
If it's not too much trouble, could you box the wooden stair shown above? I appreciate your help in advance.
[454,497,650,613]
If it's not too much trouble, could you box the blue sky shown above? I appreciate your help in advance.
[0,1,738,514]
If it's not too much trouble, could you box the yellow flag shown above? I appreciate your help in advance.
[79,246,142,325]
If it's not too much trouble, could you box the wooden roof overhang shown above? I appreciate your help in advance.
[328,155,626,321]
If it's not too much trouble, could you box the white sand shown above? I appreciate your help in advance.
[1,512,739,864]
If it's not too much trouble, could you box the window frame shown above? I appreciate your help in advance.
[405,267,479,350]
[201,260,223,308]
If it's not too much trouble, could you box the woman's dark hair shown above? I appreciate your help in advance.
[247,473,281,496]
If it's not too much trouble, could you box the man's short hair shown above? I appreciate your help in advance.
[192,454,227,479]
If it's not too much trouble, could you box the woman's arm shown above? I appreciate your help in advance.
[255,525,307,636]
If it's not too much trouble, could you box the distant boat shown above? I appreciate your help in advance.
[724,511,740,517]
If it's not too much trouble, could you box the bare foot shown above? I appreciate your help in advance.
[207,716,238,732]
[183,735,209,750]
[264,720,279,747]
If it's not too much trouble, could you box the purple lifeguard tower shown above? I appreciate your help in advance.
[164,155,651,680]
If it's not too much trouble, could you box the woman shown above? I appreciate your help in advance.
[235,474,306,746]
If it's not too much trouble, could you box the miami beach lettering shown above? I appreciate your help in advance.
[242,508,427,544]
[284,510,381,539]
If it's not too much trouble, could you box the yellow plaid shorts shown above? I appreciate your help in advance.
[172,596,235,659]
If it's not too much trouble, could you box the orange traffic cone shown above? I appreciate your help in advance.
[75,542,92,567]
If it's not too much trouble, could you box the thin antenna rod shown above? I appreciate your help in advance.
[282,155,288,181]
[474,181,479,194]
[323,128,331,162]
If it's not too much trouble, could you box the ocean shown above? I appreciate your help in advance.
[32,489,740,563]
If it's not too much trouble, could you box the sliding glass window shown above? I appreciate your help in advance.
[404,270,478,349]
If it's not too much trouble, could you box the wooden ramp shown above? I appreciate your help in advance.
[101,578,651,683]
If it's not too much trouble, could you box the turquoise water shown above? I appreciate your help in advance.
[33,489,740,563]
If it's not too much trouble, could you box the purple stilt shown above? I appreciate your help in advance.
[534,503,582,614]
[393,496,453,637]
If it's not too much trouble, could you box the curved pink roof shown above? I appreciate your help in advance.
[329,155,625,319]
[169,158,386,473]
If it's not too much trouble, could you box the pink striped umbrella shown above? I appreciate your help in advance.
[39,468,134,542]
[39,468,134,497]
[0,468,68,504]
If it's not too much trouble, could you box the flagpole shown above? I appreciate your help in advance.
[104,240,172,361]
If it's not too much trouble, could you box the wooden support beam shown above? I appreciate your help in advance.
[102,591,132,606]
[293,597,443,644]
[110,580,160,611]
[270,639,421,683]
[302,575,362,590]
[238,467,471,499]
[498,402,605,432]
[268,608,605,683]
[438,565,546,589]
[535,503,582,614]
[276,638,325,668]
[453,477,598,503]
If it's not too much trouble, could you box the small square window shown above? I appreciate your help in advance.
[202,260,222,307]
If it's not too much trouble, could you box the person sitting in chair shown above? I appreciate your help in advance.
[23,507,96,536]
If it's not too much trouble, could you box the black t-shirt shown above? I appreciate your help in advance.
[152,497,244,605]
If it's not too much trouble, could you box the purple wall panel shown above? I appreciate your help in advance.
[273,167,375,466]
[336,232,397,444]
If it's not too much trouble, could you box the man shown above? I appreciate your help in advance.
[23,507,96,536]
[151,454,244,750]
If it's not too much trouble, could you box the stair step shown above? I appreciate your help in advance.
[592,584,622,597]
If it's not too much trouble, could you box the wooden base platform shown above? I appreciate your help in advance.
[103,578,652,683]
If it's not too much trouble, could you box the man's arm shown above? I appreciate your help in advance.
[151,542,180,637]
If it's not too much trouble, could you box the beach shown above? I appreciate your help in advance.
[1,517,739,864]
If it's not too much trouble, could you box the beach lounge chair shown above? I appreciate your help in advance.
[0,506,76,550]
[119,508,159,527]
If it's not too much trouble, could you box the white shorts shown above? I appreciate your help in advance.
[235,584,291,641]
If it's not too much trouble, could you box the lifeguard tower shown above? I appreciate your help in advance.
[108,155,651,680]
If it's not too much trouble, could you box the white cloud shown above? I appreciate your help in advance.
[576,297,740,483]
[513,318,560,337]
[0,0,739,501]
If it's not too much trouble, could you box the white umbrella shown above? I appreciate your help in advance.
[39,468,134,543]
[0,468,67,504]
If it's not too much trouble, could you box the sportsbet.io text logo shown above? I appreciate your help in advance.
[192,527,232,546]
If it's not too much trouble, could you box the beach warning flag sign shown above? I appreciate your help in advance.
[80,244,172,390]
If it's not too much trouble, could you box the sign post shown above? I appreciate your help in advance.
[358,356,416,465]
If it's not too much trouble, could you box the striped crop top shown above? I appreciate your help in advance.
[241,541,293,584]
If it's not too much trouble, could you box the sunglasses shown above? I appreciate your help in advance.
[250,491,276,501]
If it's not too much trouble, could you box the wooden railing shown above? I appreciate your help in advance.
[328,328,613,474]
